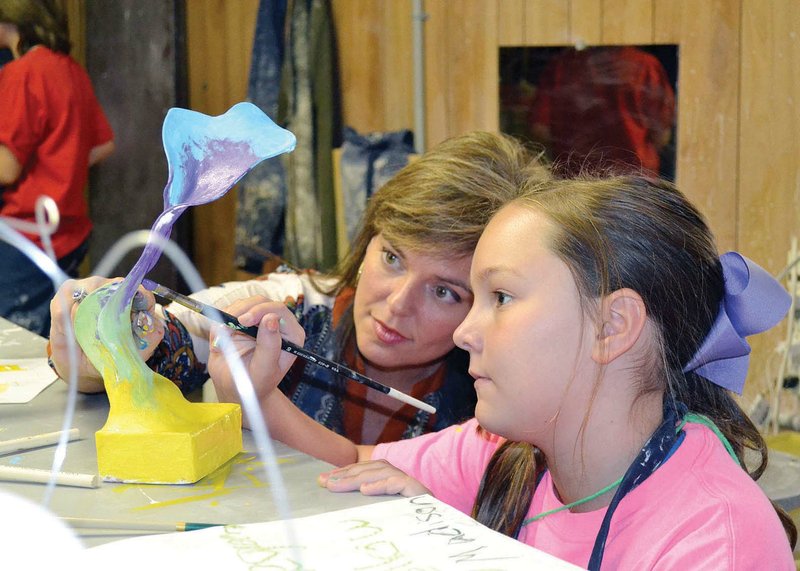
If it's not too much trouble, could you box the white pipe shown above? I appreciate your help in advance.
[412,0,427,154]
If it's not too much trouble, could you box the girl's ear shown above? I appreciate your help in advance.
[592,288,647,364]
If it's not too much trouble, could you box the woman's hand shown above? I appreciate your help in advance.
[48,277,163,393]
[207,296,305,413]
[318,460,431,497]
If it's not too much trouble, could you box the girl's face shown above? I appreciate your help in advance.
[353,234,473,375]
[453,204,598,442]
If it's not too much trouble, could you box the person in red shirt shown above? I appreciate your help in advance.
[0,0,114,336]
[529,46,675,177]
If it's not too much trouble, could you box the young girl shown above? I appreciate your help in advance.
[306,176,797,569]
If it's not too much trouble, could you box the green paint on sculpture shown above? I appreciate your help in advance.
[73,103,296,483]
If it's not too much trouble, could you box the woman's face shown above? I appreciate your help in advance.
[453,204,598,442]
[353,234,473,375]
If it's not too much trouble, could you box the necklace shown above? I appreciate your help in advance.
[523,407,716,527]
[522,475,623,525]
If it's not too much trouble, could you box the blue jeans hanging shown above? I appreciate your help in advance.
[235,0,289,273]
[338,126,415,246]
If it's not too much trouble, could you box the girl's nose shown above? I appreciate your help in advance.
[453,309,480,351]
[386,277,415,316]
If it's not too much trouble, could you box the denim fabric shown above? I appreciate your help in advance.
[235,0,289,271]
[0,240,87,336]
[339,127,415,245]
[281,0,340,271]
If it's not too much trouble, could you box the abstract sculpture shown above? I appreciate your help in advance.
[74,103,296,483]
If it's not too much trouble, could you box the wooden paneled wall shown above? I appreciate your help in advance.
[60,0,85,64]
[59,0,798,403]
[184,0,797,402]
[328,0,798,404]
[738,0,800,404]
[186,0,259,285]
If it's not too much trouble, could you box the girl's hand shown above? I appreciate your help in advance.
[48,277,163,393]
[318,460,431,497]
[207,296,305,411]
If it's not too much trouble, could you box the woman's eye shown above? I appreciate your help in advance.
[494,291,512,306]
[433,285,461,304]
[382,249,399,265]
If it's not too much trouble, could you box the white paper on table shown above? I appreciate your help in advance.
[0,359,57,404]
[82,495,583,570]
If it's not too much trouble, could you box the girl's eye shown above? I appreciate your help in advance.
[433,285,461,304]
[494,291,512,306]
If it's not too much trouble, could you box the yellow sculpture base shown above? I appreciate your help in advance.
[96,402,242,484]
[74,283,244,485]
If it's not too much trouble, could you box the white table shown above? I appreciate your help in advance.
[0,318,385,547]
[1,317,799,548]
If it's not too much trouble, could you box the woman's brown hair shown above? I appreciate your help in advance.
[322,131,549,295]
[316,131,550,359]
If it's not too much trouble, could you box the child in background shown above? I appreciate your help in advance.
[0,0,114,336]
[311,176,796,569]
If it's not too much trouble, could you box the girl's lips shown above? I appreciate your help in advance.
[373,318,408,345]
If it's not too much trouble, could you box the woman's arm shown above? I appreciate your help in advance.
[48,277,164,393]
[262,389,373,466]
[207,296,374,466]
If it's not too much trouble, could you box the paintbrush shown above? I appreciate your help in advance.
[141,279,436,414]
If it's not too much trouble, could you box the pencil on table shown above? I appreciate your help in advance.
[0,428,80,455]
[0,465,98,488]
[61,517,223,532]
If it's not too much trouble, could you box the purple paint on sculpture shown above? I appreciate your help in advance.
[122,139,261,301]
[185,140,261,204]
[107,103,296,312]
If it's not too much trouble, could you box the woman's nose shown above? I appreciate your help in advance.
[386,277,415,316]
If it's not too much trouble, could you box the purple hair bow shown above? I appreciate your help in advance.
[683,252,791,394]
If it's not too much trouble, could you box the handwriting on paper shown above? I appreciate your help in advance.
[85,495,580,569]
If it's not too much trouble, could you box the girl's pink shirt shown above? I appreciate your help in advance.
[372,418,795,570]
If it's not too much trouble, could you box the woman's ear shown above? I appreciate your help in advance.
[592,288,647,364]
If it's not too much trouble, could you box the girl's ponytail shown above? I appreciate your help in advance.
[471,441,544,538]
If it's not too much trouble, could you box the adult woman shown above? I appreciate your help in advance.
[50,131,548,444]
[0,0,115,336]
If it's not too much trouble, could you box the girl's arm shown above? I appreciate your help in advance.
[317,459,431,497]
[88,140,115,166]
[0,144,22,185]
